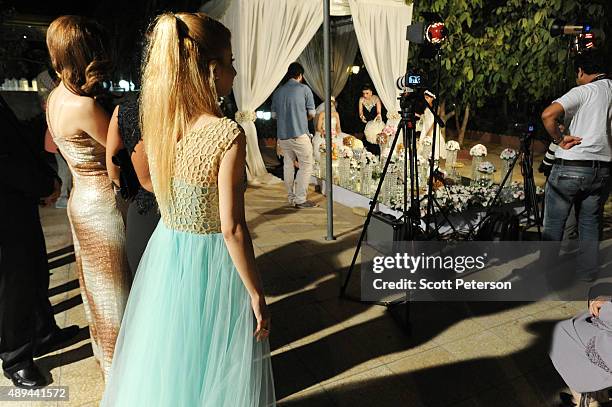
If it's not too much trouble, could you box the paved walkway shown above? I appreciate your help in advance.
[1,181,581,407]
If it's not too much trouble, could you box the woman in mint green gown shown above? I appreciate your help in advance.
[101,12,275,406]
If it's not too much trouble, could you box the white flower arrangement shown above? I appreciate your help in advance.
[234,110,257,123]
[469,144,488,157]
[364,120,385,144]
[339,145,353,159]
[421,136,433,146]
[446,140,460,151]
[500,148,517,160]
[382,125,397,137]
[364,151,378,166]
[352,138,364,150]
[477,161,495,174]
[388,182,528,214]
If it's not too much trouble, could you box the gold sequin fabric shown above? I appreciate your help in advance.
[160,117,242,235]
[46,98,131,379]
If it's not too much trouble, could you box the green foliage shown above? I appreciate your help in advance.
[410,0,606,110]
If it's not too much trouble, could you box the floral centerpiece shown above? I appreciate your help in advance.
[500,148,517,160]
[421,136,433,146]
[382,124,397,138]
[364,119,385,144]
[470,144,487,185]
[360,151,378,197]
[339,145,353,159]
[477,161,495,174]
[446,140,460,151]
[475,161,495,186]
[337,146,353,188]
[444,140,460,182]
[376,133,389,146]
[469,144,487,157]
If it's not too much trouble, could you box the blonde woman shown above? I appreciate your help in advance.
[45,15,131,378]
[101,12,275,406]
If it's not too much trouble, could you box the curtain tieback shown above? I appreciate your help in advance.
[387,112,401,120]
[235,111,257,123]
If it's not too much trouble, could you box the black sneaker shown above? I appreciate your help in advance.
[294,200,318,209]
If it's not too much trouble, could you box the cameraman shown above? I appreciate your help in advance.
[540,50,612,280]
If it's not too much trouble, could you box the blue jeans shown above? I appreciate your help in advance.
[543,164,611,276]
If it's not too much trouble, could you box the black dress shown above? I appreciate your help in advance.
[117,99,160,274]
[360,96,381,155]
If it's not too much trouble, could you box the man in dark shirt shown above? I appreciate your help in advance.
[0,95,78,388]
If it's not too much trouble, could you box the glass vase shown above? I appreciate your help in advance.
[338,157,351,188]
[419,160,430,191]
[477,172,492,187]
[360,159,373,197]
[471,156,484,186]
[501,159,514,201]
[381,165,399,206]
[445,150,458,182]
[319,151,326,179]
[421,142,432,164]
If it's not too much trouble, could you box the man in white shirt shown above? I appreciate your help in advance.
[541,50,612,280]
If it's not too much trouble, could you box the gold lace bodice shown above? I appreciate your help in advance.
[161,117,242,235]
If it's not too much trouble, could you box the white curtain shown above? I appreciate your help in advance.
[200,0,232,19]
[348,0,412,122]
[298,25,359,99]
[331,0,351,16]
[203,0,323,184]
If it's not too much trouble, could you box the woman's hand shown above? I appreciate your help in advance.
[360,115,366,123]
[590,297,610,318]
[251,295,271,341]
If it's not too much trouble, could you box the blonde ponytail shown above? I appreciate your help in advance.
[140,12,230,211]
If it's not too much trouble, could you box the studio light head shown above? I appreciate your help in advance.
[406,13,448,46]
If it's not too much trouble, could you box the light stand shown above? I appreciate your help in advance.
[475,132,542,236]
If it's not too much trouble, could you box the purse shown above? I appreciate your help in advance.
[112,149,140,201]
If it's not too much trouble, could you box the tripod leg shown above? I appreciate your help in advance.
[340,125,405,297]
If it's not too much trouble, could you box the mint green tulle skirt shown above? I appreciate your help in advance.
[101,222,276,406]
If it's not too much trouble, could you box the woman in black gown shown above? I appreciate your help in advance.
[106,98,159,274]
[358,84,382,155]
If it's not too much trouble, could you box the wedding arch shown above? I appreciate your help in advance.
[201,0,413,184]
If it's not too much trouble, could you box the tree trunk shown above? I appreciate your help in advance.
[455,104,461,141]
[457,104,470,146]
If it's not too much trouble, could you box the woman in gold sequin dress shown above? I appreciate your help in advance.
[45,16,131,378]
[101,13,275,406]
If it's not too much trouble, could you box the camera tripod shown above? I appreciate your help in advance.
[339,91,457,304]
[475,132,542,236]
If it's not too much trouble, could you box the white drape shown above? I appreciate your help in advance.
[200,0,232,19]
[203,0,323,184]
[298,25,359,99]
[348,0,412,121]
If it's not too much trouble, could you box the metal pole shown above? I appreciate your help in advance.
[323,0,335,241]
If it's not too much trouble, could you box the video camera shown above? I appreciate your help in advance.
[550,18,605,54]
[513,122,536,135]
[395,71,428,116]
